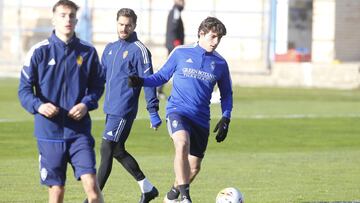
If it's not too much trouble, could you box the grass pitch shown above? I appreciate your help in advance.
[0,78,360,203]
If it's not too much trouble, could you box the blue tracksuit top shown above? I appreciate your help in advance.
[18,31,105,140]
[102,32,159,118]
[143,43,233,128]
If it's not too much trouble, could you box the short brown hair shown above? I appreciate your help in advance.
[116,8,137,24]
[52,0,79,13]
[197,17,227,38]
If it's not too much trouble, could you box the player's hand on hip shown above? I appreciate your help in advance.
[68,103,88,121]
[128,75,144,87]
[149,112,162,130]
[37,103,59,118]
[213,117,230,143]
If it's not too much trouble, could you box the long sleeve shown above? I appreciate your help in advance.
[81,49,105,111]
[136,44,159,113]
[18,49,43,114]
[143,50,177,87]
[217,61,233,119]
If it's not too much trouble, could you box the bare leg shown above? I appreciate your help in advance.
[48,185,64,203]
[81,174,104,203]
[172,130,191,185]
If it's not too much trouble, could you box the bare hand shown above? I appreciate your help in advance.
[37,103,59,118]
[68,103,88,121]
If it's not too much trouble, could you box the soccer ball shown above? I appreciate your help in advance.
[216,187,244,203]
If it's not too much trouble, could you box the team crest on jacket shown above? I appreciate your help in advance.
[123,51,128,59]
[210,61,216,70]
[76,55,83,67]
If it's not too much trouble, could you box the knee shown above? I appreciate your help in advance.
[82,175,102,202]
[175,139,190,154]
[113,148,127,159]
[190,164,201,175]
[49,185,64,197]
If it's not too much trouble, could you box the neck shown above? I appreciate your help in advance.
[55,31,73,44]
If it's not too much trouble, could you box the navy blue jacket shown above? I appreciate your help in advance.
[18,31,105,140]
[102,32,159,118]
[144,43,233,129]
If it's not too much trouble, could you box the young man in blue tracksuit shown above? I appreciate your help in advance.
[18,0,105,202]
[94,8,161,203]
[129,17,233,203]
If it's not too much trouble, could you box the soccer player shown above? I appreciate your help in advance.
[18,0,105,202]
[158,0,186,99]
[128,17,233,203]
[94,8,161,203]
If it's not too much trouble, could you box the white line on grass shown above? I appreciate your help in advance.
[1,114,360,123]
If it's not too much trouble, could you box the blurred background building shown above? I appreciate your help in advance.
[0,0,359,89]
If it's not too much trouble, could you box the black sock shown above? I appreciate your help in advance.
[166,185,180,200]
[178,184,191,201]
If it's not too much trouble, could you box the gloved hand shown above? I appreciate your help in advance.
[213,117,230,143]
[128,75,144,87]
[149,112,162,130]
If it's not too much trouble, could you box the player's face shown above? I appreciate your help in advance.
[117,16,136,40]
[198,30,222,52]
[52,5,77,40]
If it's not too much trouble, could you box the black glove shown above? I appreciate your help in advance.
[213,117,230,143]
[128,75,144,87]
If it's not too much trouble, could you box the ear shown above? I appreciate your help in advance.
[199,30,205,38]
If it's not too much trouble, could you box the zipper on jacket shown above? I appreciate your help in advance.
[62,46,69,138]
[106,43,122,102]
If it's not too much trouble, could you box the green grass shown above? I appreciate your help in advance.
[1,78,360,202]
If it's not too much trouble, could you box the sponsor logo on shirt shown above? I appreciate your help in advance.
[182,67,216,82]
[186,58,193,63]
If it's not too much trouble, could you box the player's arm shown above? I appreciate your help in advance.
[79,48,105,112]
[134,46,162,130]
[213,62,233,142]
[18,49,55,116]
[70,49,105,120]
[128,50,178,87]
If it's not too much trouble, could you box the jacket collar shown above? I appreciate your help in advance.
[50,30,79,48]
[118,32,138,43]
[195,43,211,55]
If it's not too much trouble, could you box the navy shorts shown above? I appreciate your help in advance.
[166,113,209,158]
[102,114,135,144]
[37,135,96,186]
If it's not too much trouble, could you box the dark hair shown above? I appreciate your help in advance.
[52,0,79,13]
[197,17,227,38]
[116,8,137,24]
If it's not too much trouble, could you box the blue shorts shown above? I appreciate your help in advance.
[166,113,209,158]
[37,135,96,186]
[102,114,135,143]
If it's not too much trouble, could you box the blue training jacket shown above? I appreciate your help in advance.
[18,31,105,140]
[144,43,233,129]
[102,32,159,118]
